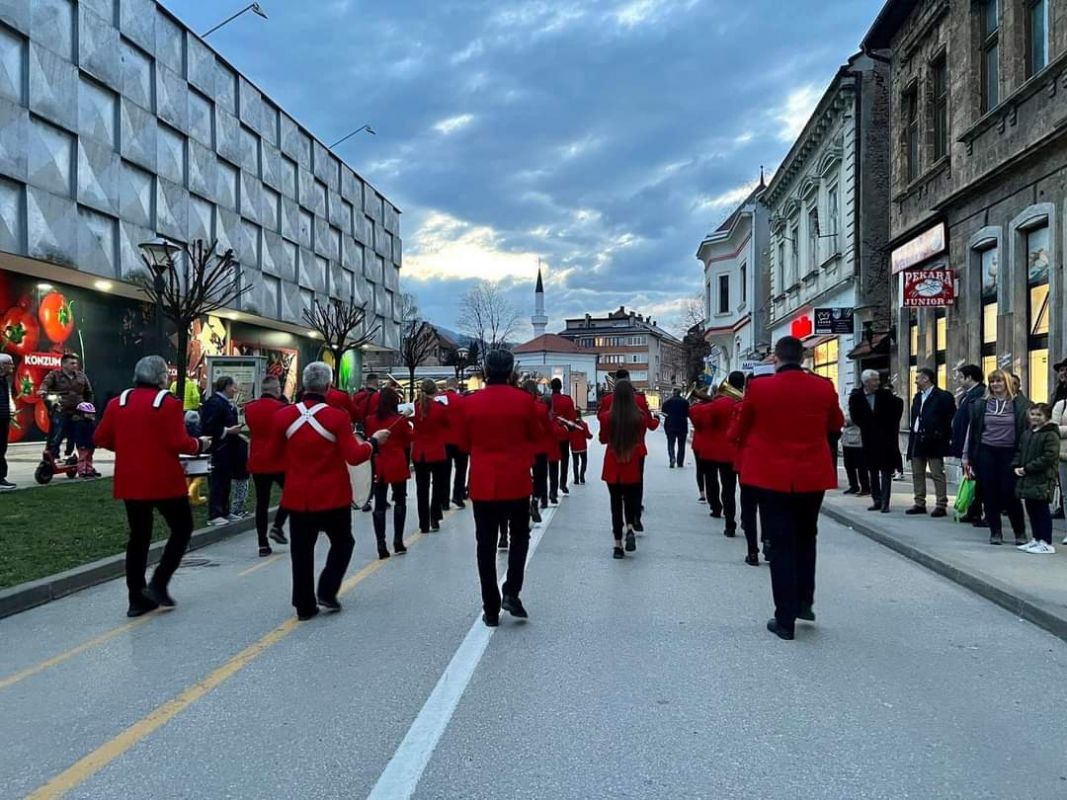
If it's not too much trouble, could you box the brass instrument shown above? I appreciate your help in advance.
[715,376,744,401]
[683,379,713,402]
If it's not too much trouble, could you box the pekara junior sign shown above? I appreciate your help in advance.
[902,268,956,307]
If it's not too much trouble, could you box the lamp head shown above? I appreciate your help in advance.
[251,3,268,19]
[139,238,180,276]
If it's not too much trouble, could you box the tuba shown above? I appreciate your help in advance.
[714,377,744,401]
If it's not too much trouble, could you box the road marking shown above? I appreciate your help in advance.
[238,553,284,577]
[25,530,426,800]
[367,505,558,800]
[0,617,155,693]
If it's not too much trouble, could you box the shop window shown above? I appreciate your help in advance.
[979,245,998,377]
[980,0,1000,113]
[930,55,948,161]
[812,338,838,387]
[1027,0,1048,78]
[1027,224,1050,399]
[935,309,947,388]
[909,313,919,393]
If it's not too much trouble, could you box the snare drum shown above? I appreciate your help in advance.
[181,456,212,476]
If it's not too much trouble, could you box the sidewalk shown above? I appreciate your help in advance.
[2,442,115,490]
[822,483,1067,641]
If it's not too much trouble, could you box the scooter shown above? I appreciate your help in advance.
[33,394,78,484]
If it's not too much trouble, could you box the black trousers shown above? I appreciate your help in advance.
[666,431,685,466]
[1024,498,1053,543]
[842,446,869,492]
[976,444,1025,537]
[252,472,288,547]
[572,450,587,483]
[288,506,353,612]
[414,459,448,530]
[472,499,531,616]
[123,497,193,604]
[557,441,571,491]
[532,454,549,505]
[868,468,895,510]
[636,456,646,519]
[702,459,738,529]
[608,483,640,538]
[696,452,705,494]
[757,489,824,631]
[445,444,469,502]
[740,483,760,555]
[208,460,233,520]
[0,415,8,480]
[373,480,408,542]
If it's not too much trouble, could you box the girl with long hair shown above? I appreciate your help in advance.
[364,386,412,558]
[963,368,1030,545]
[411,379,450,532]
[600,379,658,558]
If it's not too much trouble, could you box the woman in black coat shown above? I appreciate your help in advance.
[848,370,904,513]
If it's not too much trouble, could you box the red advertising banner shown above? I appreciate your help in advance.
[902,268,956,307]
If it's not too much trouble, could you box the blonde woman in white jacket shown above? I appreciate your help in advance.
[1051,398,1067,534]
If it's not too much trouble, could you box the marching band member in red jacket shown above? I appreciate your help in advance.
[94,356,210,617]
[600,379,659,558]
[525,380,552,518]
[350,373,380,430]
[550,378,577,496]
[568,409,593,485]
[734,337,844,640]
[443,378,469,509]
[364,386,413,559]
[695,371,745,536]
[411,379,451,532]
[597,368,656,531]
[244,375,290,557]
[459,350,540,626]
[271,362,388,621]
[726,387,763,567]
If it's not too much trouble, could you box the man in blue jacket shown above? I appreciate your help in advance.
[661,387,690,468]
[951,364,985,525]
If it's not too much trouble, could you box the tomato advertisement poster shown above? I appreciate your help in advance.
[902,268,956,307]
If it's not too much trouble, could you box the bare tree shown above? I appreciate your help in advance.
[672,293,706,337]
[456,281,521,361]
[135,239,247,401]
[302,298,380,381]
[397,293,438,398]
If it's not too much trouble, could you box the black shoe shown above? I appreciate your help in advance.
[744,553,760,566]
[930,508,947,518]
[269,526,288,545]
[549,496,559,505]
[669,462,675,469]
[857,490,871,497]
[880,506,891,514]
[126,596,159,617]
[430,521,440,531]
[633,519,644,532]
[867,504,881,511]
[530,503,542,524]
[1014,536,1028,547]
[144,582,175,609]
[258,546,273,557]
[394,540,407,554]
[797,604,815,622]
[724,527,737,538]
[561,486,569,495]
[613,546,625,559]
[842,487,857,495]
[905,506,927,515]
[972,518,988,528]
[501,594,528,619]
[420,526,430,534]
[297,606,320,621]
[1053,509,1066,520]
[989,533,1003,545]
[482,612,499,627]
[317,596,342,612]
[377,545,391,560]
[625,531,636,552]
[540,499,548,510]
[767,619,794,640]
[498,537,509,550]
[709,509,722,519]
[361,502,372,513]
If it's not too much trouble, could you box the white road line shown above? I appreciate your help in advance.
[366,504,559,800]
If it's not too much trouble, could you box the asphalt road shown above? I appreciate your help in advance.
[2,432,1066,799]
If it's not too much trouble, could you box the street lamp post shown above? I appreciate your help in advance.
[456,346,469,392]
[328,125,376,149]
[202,2,268,38]
[139,238,180,355]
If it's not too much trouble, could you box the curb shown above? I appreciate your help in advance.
[0,513,265,621]
[821,505,1067,644]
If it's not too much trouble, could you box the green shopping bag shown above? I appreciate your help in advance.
[953,477,976,521]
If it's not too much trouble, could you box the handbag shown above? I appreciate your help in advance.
[953,477,976,522]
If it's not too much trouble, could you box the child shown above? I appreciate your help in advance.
[1013,402,1060,554]
[70,402,99,478]
[569,408,593,485]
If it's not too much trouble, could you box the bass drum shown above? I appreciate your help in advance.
[349,460,373,509]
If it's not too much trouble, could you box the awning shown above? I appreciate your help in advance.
[801,335,836,350]
[846,333,891,360]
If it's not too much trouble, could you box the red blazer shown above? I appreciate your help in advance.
[442,390,466,448]
[725,402,746,473]
[458,384,539,501]
[365,412,412,484]
[550,393,577,441]
[569,421,593,452]
[411,399,450,463]
[599,413,658,484]
[691,395,739,463]
[597,391,656,457]
[94,387,200,500]
[350,387,373,425]
[735,366,844,493]
[688,400,714,460]
[271,395,374,511]
[325,387,358,425]
[532,401,559,460]
[244,395,287,474]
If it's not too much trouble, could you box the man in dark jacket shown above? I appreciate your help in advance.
[661,388,690,468]
[848,370,903,513]
[951,364,986,524]
[905,368,957,516]
[200,375,243,524]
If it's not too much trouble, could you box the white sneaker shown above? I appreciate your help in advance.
[227,513,246,522]
[1017,539,1038,551]
[208,517,229,526]
[1033,542,1056,554]
[1062,535,1067,546]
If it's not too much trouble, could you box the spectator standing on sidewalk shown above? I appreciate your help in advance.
[38,353,93,463]
[661,388,690,468]
[1050,392,1067,520]
[201,375,243,525]
[1051,359,1067,406]
[1013,403,1059,554]
[0,353,14,489]
[951,365,987,525]
[963,369,1030,546]
[905,368,956,517]
[840,411,869,496]
[848,370,903,513]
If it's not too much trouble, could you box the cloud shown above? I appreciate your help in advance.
[403,211,540,283]
[774,84,822,142]
[432,113,475,135]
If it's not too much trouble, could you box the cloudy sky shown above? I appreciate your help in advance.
[167,0,885,340]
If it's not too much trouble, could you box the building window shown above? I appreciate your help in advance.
[903,85,920,181]
[935,308,947,388]
[812,338,838,387]
[909,313,919,392]
[789,225,799,285]
[980,245,998,379]
[980,0,1000,113]
[826,185,839,250]
[1027,223,1050,400]
[777,242,786,292]
[739,262,747,304]
[930,55,949,161]
[718,274,730,314]
[807,205,819,271]
[1027,0,1049,78]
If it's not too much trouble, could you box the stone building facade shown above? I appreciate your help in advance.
[864,0,1066,402]
[762,51,892,407]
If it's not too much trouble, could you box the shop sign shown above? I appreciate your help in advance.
[891,222,947,274]
[790,314,813,338]
[902,268,956,307]
[813,307,854,335]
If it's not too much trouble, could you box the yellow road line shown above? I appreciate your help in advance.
[0,616,155,693]
[25,531,425,800]
[237,553,284,577]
